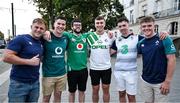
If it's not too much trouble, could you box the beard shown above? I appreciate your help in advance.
[73,30,81,34]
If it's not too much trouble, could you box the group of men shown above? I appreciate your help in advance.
[2,15,176,103]
[111,17,176,103]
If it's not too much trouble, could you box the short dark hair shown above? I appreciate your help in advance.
[54,16,66,22]
[117,17,129,24]
[32,18,47,29]
[95,16,105,21]
[140,16,155,24]
[71,19,81,27]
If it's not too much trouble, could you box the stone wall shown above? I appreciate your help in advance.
[173,38,180,57]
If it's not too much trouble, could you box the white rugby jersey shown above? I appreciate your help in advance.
[89,32,114,70]
[114,35,138,71]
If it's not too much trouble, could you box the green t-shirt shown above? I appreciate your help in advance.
[65,32,89,71]
[42,32,68,77]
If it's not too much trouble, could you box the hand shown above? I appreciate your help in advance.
[108,31,114,39]
[43,31,51,41]
[28,54,40,66]
[160,81,170,95]
[159,31,169,40]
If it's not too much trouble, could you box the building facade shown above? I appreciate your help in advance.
[120,0,180,56]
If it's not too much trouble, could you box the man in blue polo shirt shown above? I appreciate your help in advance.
[3,18,47,102]
[138,16,176,102]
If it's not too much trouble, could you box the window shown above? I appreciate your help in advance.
[154,0,161,12]
[130,10,134,24]
[174,0,180,10]
[168,22,178,35]
[142,5,147,16]
[154,25,159,33]
[130,0,134,6]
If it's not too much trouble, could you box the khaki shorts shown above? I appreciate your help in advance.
[42,74,67,96]
[140,77,168,102]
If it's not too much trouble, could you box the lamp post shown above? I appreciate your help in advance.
[11,3,15,38]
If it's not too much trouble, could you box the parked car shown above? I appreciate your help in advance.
[0,39,6,49]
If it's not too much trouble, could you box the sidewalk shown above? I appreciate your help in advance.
[3,58,180,102]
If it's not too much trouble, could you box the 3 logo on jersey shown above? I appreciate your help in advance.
[121,45,128,54]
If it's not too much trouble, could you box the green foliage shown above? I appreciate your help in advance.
[106,0,125,30]
[32,0,124,31]
[0,31,4,39]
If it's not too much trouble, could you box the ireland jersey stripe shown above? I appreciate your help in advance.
[87,32,99,46]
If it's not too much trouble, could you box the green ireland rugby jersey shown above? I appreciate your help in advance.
[66,32,88,71]
[42,32,68,77]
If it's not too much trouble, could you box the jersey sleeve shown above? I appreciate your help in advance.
[86,32,99,46]
[63,31,71,37]
[7,35,24,53]
[138,35,144,41]
[137,38,145,54]
[162,36,176,54]
[83,32,91,38]
[111,40,117,51]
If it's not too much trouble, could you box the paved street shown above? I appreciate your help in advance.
[0,48,180,102]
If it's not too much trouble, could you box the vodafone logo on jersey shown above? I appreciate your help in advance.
[77,43,83,50]
[55,47,63,54]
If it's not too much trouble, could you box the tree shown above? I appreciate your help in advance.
[106,0,125,30]
[32,0,124,31]
[32,0,58,28]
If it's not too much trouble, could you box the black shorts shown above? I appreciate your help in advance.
[67,68,88,93]
[90,68,112,86]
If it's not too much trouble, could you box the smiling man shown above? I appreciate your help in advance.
[110,16,171,103]
[3,18,47,102]
[111,17,140,103]
[43,18,91,103]
[138,16,176,103]
[42,16,68,103]
[88,16,114,103]
[66,19,89,103]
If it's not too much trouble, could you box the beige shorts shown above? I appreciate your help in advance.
[42,74,67,96]
[140,77,168,102]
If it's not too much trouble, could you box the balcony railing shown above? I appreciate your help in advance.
[153,8,180,18]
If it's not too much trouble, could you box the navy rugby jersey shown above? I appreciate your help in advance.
[138,34,176,84]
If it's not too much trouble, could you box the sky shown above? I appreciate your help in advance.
[0,0,41,38]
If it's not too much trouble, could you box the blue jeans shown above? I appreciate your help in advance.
[8,79,40,103]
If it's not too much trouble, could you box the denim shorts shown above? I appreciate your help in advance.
[8,79,40,102]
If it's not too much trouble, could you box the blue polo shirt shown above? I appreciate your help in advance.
[7,34,43,83]
[137,34,176,84]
